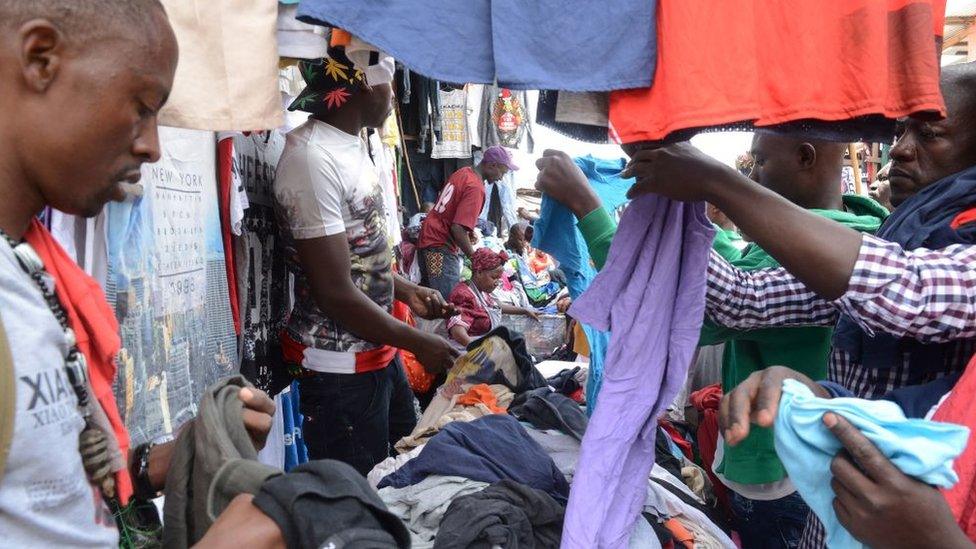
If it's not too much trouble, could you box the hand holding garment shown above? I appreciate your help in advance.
[252,460,411,549]
[378,414,571,503]
[531,155,632,413]
[773,379,969,549]
[564,195,714,547]
[163,376,281,548]
[434,480,565,549]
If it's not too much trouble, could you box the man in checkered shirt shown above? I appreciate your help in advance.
[622,61,976,548]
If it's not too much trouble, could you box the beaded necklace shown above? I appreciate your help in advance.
[0,227,116,500]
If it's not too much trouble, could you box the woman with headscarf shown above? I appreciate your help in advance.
[447,248,539,346]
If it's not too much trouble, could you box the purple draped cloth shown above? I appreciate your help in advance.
[564,195,714,547]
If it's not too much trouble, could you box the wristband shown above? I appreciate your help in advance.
[131,442,159,500]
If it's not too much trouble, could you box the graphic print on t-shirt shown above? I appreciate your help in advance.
[281,155,393,355]
[232,131,288,392]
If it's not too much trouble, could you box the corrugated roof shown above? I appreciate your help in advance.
[943,0,976,65]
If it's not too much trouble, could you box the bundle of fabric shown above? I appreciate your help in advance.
[380,476,491,547]
[376,415,572,548]
[511,255,564,307]
[438,327,545,398]
[434,480,565,548]
[395,383,514,453]
[509,387,588,442]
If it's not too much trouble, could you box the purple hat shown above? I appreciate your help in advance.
[482,146,519,171]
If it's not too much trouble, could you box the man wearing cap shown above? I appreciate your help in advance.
[419,146,518,298]
[274,46,460,475]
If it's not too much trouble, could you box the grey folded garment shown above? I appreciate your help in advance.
[434,480,565,549]
[253,460,411,549]
[509,387,588,442]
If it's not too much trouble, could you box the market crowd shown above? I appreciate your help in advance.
[1,1,976,549]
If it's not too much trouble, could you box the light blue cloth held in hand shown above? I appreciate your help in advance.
[773,379,970,549]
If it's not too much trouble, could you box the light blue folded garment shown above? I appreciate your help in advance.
[774,379,969,549]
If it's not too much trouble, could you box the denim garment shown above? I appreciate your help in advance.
[730,491,808,549]
[299,357,418,476]
[419,246,462,300]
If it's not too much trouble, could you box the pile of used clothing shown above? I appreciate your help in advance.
[368,327,732,548]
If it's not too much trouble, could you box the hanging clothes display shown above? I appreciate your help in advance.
[217,136,244,336]
[295,0,656,91]
[276,2,329,60]
[431,85,472,160]
[106,127,239,446]
[480,86,534,152]
[158,0,282,131]
[536,90,611,145]
[563,196,714,547]
[609,0,947,144]
[371,117,405,247]
[466,84,485,148]
[231,131,289,394]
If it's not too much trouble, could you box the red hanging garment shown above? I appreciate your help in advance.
[609,0,947,144]
[932,353,976,541]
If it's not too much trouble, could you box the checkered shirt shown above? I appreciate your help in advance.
[708,234,976,548]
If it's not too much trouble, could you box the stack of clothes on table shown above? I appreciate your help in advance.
[368,328,732,548]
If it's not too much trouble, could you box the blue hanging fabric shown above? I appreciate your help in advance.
[532,155,632,413]
[295,0,657,92]
[282,380,309,471]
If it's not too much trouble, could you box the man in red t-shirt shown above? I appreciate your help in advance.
[419,145,518,297]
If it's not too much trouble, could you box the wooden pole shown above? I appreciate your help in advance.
[394,101,422,211]
[848,144,863,195]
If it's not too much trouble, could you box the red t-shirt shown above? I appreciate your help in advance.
[419,167,485,251]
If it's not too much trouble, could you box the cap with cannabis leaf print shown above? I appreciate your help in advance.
[288,46,367,115]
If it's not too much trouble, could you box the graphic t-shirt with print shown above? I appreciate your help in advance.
[0,242,118,546]
[418,167,486,252]
[231,130,289,392]
[274,119,395,374]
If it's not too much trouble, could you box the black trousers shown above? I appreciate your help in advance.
[298,356,418,476]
